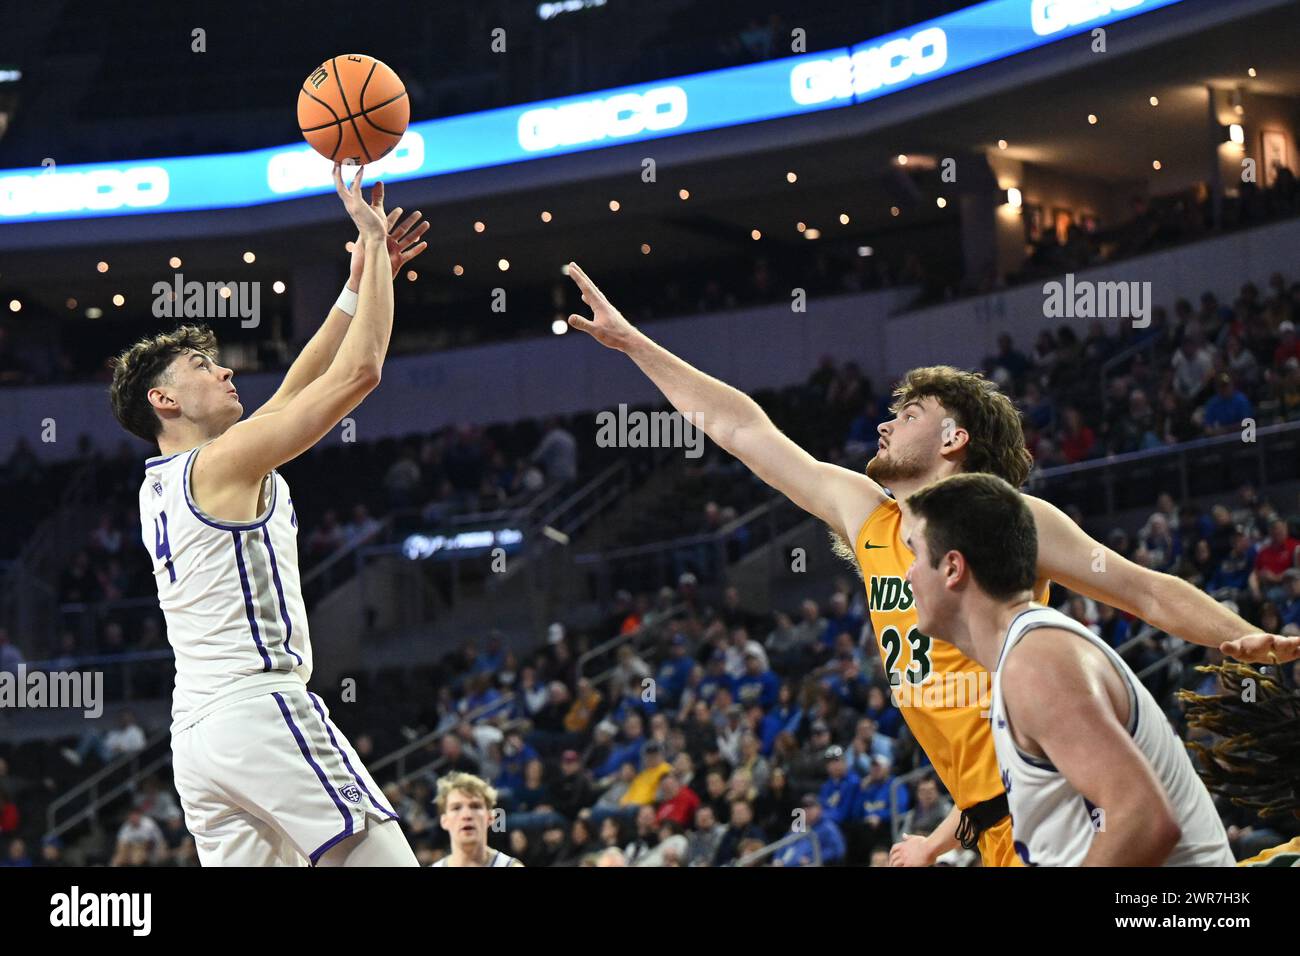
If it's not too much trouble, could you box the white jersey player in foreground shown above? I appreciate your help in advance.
[902,473,1234,866]
[109,164,429,866]
[431,773,523,867]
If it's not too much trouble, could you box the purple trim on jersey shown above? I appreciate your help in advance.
[273,691,354,865]
[310,826,356,866]
[232,531,274,671]
[145,452,184,467]
[261,527,303,667]
[183,445,277,532]
[308,692,400,821]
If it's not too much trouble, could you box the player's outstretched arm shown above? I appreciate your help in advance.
[1003,635,1181,867]
[1024,495,1300,663]
[249,182,429,420]
[566,262,886,539]
[196,165,394,491]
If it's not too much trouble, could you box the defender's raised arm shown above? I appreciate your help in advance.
[566,262,885,539]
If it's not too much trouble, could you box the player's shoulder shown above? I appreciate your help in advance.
[848,484,897,540]
[1003,619,1089,683]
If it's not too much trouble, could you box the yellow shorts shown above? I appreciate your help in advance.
[978,816,1022,867]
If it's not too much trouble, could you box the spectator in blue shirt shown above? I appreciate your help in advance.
[1206,530,1257,600]
[1280,570,1300,629]
[461,674,510,720]
[821,654,870,710]
[655,634,695,705]
[820,592,863,648]
[495,730,541,802]
[862,684,902,738]
[844,717,894,773]
[759,683,802,756]
[1,837,32,867]
[1201,373,1254,436]
[775,794,846,866]
[697,651,736,705]
[594,713,647,780]
[817,745,861,826]
[849,755,906,860]
[735,651,779,710]
[609,677,658,726]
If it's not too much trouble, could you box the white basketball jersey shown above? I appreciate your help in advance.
[989,605,1233,867]
[431,849,519,867]
[138,441,312,733]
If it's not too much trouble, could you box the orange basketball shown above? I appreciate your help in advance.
[297,54,409,164]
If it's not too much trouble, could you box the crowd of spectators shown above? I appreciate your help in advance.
[6,467,1299,866]
[976,273,1300,475]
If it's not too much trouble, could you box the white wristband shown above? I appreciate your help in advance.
[335,285,359,316]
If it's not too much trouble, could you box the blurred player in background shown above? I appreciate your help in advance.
[904,473,1233,866]
[108,165,428,866]
[564,261,1300,868]
[431,772,523,867]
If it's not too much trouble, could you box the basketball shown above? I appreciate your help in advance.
[297,54,409,164]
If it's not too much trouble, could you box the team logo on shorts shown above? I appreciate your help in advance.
[339,784,362,804]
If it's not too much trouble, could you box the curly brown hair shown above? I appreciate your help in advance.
[889,365,1032,488]
[109,324,217,444]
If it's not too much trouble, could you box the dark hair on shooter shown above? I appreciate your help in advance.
[905,472,1038,600]
[109,324,218,444]
[889,365,1033,488]
[1178,662,1300,819]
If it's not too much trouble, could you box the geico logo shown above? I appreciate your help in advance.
[1031,0,1144,36]
[0,166,169,217]
[266,132,426,194]
[790,27,947,106]
[517,86,687,152]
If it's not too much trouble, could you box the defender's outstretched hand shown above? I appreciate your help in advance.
[350,205,430,282]
[1220,632,1300,664]
[566,262,640,352]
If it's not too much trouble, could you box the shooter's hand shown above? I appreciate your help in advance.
[333,162,387,240]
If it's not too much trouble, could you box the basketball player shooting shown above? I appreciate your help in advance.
[108,164,429,867]
[902,473,1233,866]
[564,261,1300,867]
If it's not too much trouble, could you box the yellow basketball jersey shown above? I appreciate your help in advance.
[855,497,1050,863]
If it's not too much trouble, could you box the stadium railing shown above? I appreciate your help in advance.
[572,493,804,606]
[576,605,688,697]
[45,726,171,844]
[734,828,822,867]
[889,764,934,845]
[367,694,523,787]
[1027,418,1300,522]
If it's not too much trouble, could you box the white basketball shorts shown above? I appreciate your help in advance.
[171,688,398,866]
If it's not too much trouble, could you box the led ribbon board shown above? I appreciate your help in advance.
[0,0,1183,223]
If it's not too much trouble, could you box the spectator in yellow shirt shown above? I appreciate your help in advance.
[621,741,672,805]
[564,677,603,734]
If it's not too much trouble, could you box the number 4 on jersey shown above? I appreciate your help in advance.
[154,511,176,584]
